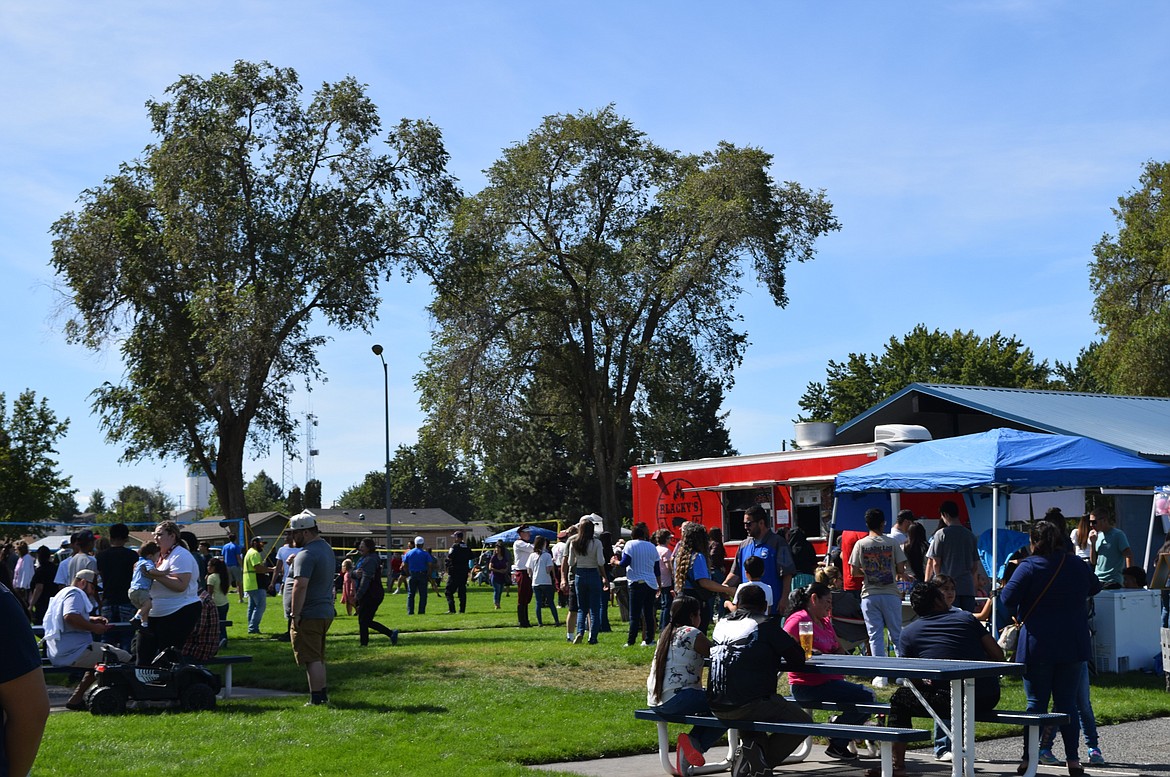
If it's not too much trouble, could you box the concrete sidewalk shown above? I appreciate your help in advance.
[533,718,1170,776]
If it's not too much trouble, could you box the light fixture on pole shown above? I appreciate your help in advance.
[372,344,392,586]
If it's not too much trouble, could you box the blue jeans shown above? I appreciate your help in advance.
[574,567,603,642]
[101,602,137,651]
[627,581,657,645]
[1023,659,1084,762]
[492,579,505,607]
[658,587,674,630]
[407,571,429,614]
[216,603,229,643]
[534,584,559,625]
[1040,660,1098,751]
[1162,589,1169,629]
[245,589,266,633]
[655,687,726,753]
[791,680,876,750]
[861,593,903,659]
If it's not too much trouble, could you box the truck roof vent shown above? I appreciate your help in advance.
[874,424,931,451]
[794,422,837,449]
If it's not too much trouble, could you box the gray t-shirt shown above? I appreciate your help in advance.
[292,537,337,620]
[925,524,980,596]
[849,534,905,598]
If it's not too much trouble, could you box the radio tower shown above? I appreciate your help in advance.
[305,412,319,485]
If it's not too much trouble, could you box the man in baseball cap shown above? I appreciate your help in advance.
[402,537,436,615]
[43,569,132,709]
[286,511,336,706]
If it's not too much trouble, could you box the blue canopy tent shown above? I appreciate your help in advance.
[483,526,559,544]
[834,428,1170,627]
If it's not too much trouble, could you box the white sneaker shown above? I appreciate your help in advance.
[936,750,953,762]
[872,676,889,688]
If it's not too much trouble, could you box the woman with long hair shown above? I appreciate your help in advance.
[1070,514,1093,562]
[355,538,399,647]
[526,535,560,627]
[1001,520,1101,777]
[205,556,231,646]
[489,540,510,610]
[568,518,606,644]
[784,582,875,761]
[673,522,735,633]
[903,522,928,582]
[646,595,725,774]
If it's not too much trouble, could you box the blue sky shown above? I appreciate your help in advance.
[3,1,1169,510]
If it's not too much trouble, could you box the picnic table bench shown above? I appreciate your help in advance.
[634,707,929,777]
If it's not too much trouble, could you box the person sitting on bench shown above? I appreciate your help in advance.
[708,584,812,776]
[889,581,1003,770]
[42,569,132,710]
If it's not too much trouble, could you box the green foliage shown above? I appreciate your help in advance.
[243,470,284,513]
[50,60,458,521]
[0,390,73,522]
[1091,160,1170,395]
[633,339,737,462]
[285,486,304,515]
[798,325,1052,425]
[113,484,175,522]
[417,106,838,534]
[338,441,475,518]
[84,488,107,515]
[1051,341,1107,393]
[304,479,322,510]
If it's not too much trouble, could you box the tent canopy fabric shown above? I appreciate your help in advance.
[835,428,1170,494]
[482,526,558,544]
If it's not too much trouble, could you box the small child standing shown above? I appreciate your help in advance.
[724,555,773,613]
[340,558,357,616]
[128,541,159,626]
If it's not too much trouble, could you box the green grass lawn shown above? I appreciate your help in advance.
[36,586,1170,776]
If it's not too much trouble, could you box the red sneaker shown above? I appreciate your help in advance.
[677,732,706,775]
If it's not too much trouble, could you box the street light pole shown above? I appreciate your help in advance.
[372,344,392,588]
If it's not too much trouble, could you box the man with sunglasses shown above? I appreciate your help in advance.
[723,504,795,617]
[42,569,132,710]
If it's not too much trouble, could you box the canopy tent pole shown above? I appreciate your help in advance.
[991,486,999,635]
[1144,492,1160,570]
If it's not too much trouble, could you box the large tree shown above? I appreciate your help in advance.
[0,390,73,523]
[50,61,457,520]
[798,325,1052,425]
[417,107,839,534]
[632,339,737,463]
[1090,160,1170,396]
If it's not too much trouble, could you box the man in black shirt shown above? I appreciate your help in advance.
[444,531,474,614]
[708,585,811,776]
[96,523,139,649]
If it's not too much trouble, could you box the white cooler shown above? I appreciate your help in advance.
[1092,589,1162,673]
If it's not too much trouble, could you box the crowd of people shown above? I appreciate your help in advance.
[7,501,1168,777]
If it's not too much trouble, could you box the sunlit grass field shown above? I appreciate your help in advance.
[36,585,1170,776]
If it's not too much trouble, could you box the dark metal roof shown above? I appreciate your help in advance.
[835,383,1170,460]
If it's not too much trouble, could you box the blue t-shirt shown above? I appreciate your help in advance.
[1,583,43,777]
[130,558,155,591]
[732,530,795,615]
[222,540,241,568]
[403,547,435,574]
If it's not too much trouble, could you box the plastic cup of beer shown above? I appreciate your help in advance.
[798,619,814,658]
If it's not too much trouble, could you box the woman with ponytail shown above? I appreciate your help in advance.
[673,522,735,632]
[783,582,876,762]
[646,595,726,774]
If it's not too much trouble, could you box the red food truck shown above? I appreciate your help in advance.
[629,424,961,558]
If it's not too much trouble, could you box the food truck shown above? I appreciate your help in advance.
[629,423,960,555]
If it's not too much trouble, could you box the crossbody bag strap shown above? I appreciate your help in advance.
[1019,553,1066,625]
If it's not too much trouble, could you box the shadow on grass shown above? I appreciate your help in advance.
[327,701,449,714]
